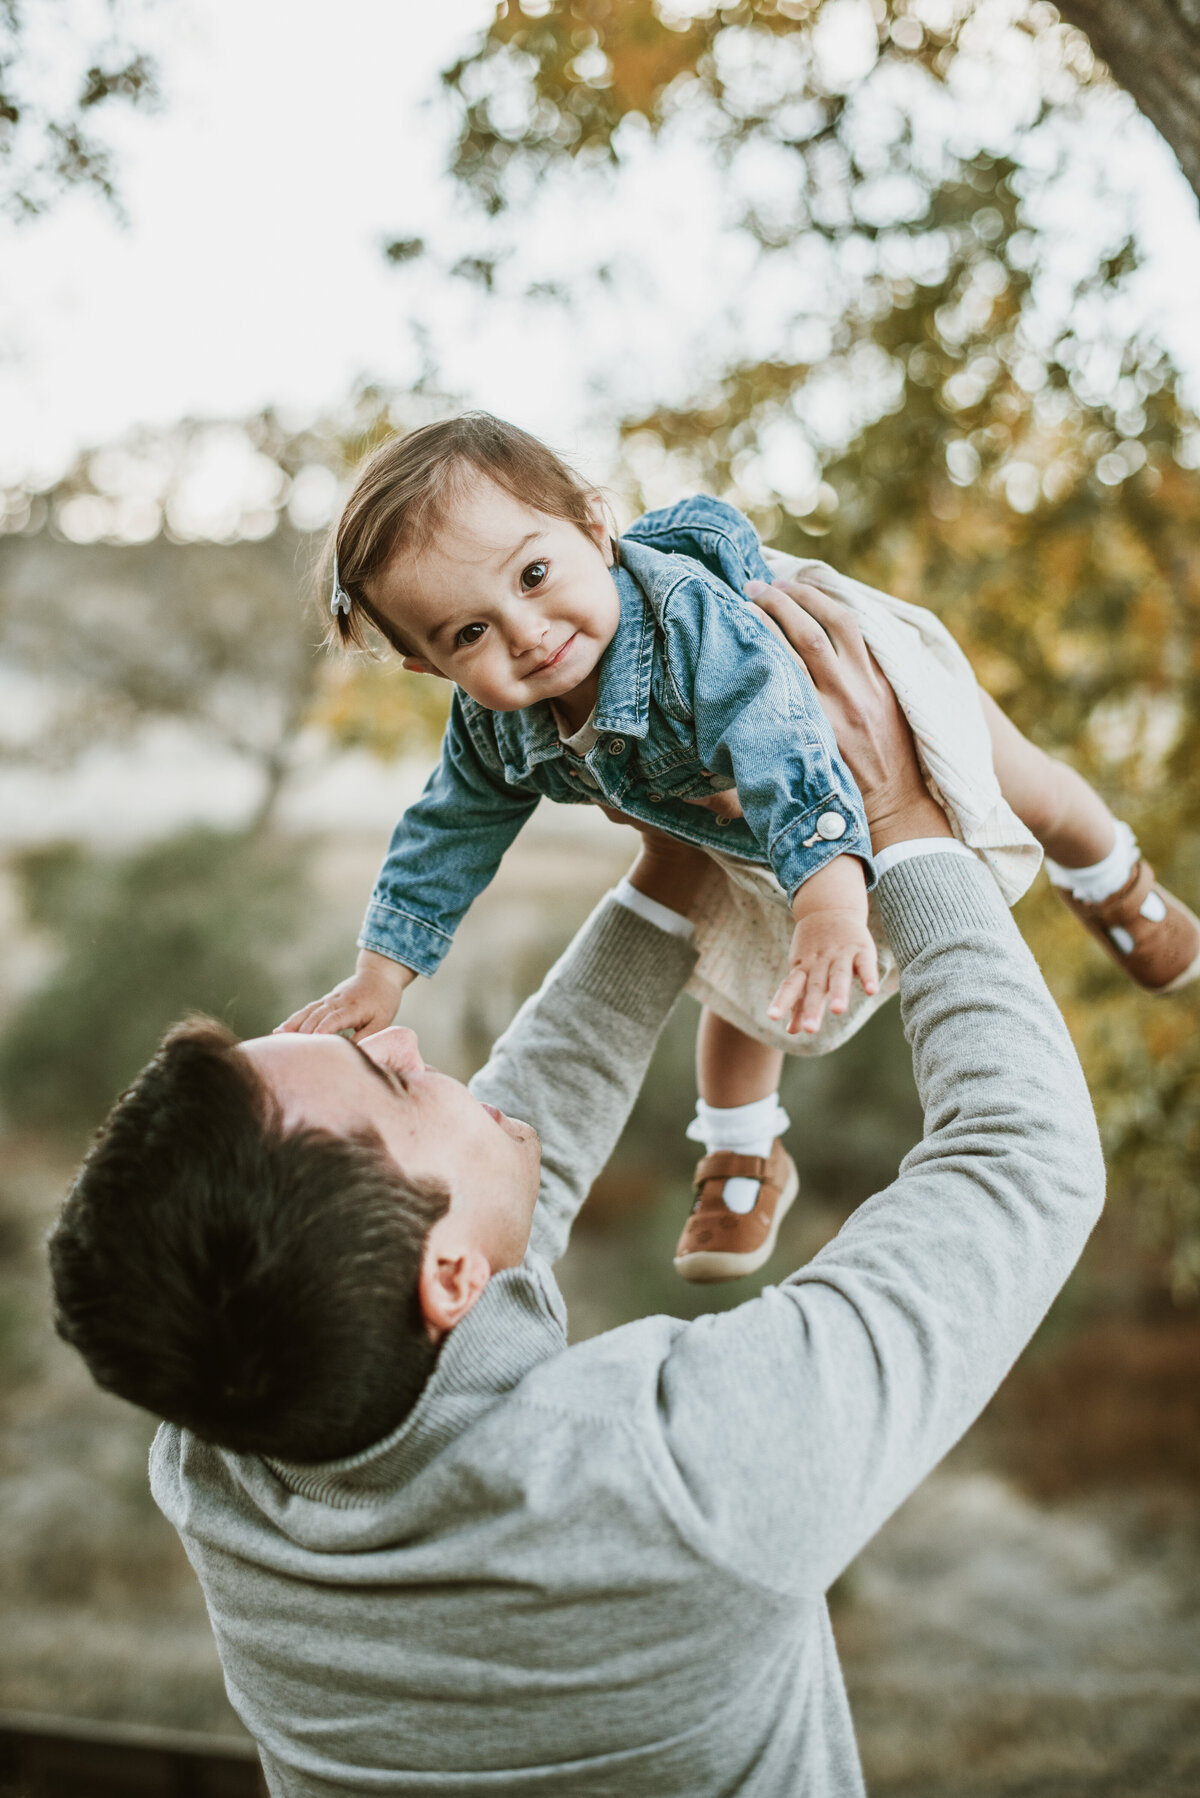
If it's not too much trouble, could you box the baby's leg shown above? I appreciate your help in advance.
[983,689,1200,990]
[675,1009,790,1246]
[696,1008,783,1110]
[980,689,1117,870]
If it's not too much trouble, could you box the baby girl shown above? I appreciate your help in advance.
[280,414,1200,1281]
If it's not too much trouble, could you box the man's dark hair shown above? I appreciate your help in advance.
[48,1018,450,1462]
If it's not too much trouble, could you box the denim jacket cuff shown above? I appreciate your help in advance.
[358,901,453,980]
[771,801,877,905]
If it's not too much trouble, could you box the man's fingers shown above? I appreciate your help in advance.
[754,578,873,675]
[750,586,841,681]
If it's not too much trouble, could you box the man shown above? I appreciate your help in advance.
[50,583,1104,1797]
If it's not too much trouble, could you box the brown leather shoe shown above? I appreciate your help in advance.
[674,1140,799,1284]
[1058,859,1200,993]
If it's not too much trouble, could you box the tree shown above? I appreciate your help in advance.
[0,398,454,828]
[0,0,159,220]
[430,2,1200,1286]
[1052,0,1200,202]
[440,1,1199,214]
[614,151,1200,1284]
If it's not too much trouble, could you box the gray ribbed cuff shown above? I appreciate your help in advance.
[557,894,698,1027]
[874,853,1010,967]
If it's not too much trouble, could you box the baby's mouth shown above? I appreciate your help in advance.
[527,634,577,677]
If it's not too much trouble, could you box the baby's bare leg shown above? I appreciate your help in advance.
[696,1008,783,1108]
[980,690,1115,867]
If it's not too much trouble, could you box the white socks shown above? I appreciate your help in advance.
[1045,820,1138,905]
[686,1093,790,1214]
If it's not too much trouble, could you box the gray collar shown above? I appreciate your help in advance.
[265,1258,566,1507]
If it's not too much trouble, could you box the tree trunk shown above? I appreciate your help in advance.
[1055,0,1200,204]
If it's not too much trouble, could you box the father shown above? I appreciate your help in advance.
[49,582,1104,1797]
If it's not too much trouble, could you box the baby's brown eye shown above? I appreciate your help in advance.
[455,622,487,648]
[520,561,548,592]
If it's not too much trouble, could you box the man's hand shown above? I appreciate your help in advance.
[747,578,952,852]
[276,949,416,1040]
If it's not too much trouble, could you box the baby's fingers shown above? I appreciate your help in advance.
[827,953,856,1017]
[276,998,327,1034]
[300,999,375,1039]
[769,964,808,1030]
[855,938,880,996]
[797,971,830,1036]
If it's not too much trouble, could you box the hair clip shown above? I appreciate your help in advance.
[330,552,352,617]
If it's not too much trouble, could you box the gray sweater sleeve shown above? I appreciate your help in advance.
[470,894,698,1265]
[656,852,1105,1596]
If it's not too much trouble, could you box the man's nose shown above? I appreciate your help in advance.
[360,1025,425,1075]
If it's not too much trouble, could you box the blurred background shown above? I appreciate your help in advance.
[1,1,1199,1791]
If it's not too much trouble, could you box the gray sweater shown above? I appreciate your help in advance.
[151,855,1105,1796]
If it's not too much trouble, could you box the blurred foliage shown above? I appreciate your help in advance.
[442,0,1100,214]
[612,153,1200,1289]
[435,3,1200,1287]
[0,828,321,1135]
[310,660,453,760]
[0,0,159,220]
[0,525,322,825]
[0,391,464,791]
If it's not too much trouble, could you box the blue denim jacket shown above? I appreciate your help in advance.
[359,497,872,976]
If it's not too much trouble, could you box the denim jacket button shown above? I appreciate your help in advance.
[607,737,626,755]
[816,811,847,840]
[648,793,664,804]
[716,815,732,827]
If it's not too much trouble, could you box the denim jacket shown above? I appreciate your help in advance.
[359,497,872,977]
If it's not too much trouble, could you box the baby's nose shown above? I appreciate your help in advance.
[507,616,548,656]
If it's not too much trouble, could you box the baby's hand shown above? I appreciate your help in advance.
[276,950,416,1040]
[769,907,879,1037]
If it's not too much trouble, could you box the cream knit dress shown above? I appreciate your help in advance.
[685,548,1042,1054]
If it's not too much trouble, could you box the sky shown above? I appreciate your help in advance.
[1,0,1198,851]
[2,0,1199,499]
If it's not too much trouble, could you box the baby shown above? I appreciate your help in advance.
[281,413,1200,1281]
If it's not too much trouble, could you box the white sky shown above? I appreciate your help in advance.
[0,0,1198,491]
[1,0,1198,850]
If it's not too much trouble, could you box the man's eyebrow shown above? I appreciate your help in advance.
[348,1039,405,1096]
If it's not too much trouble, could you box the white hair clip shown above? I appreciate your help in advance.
[330,553,352,618]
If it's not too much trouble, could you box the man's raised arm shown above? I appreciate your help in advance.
[654,581,1105,1594]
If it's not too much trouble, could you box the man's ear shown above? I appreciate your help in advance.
[401,656,448,679]
[417,1242,491,1341]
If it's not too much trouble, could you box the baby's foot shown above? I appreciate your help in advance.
[1058,859,1200,992]
[673,1140,799,1284]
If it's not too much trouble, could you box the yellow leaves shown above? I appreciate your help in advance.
[308,658,452,762]
[488,0,709,126]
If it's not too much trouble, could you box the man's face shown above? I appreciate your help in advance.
[239,1026,541,1273]
[368,473,621,713]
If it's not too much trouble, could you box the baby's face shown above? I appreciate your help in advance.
[369,475,621,713]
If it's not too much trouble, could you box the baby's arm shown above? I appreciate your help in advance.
[769,853,878,1036]
[277,692,539,1039]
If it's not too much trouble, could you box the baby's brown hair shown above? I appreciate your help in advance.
[323,413,603,657]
